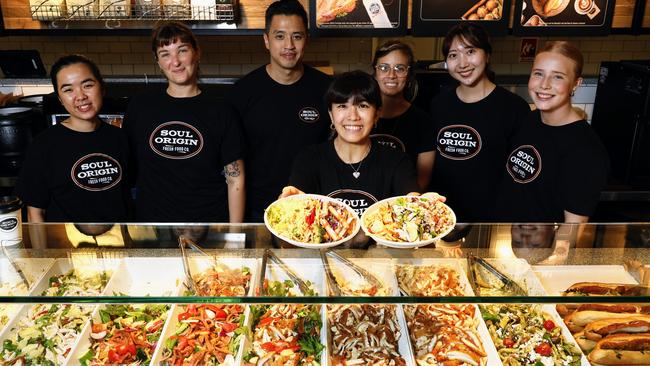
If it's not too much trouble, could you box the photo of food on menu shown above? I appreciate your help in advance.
[418,0,503,21]
[315,0,402,28]
[520,0,609,26]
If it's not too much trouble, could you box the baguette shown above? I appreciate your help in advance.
[585,316,650,341]
[564,282,646,297]
[574,330,597,353]
[565,304,647,329]
[588,333,650,365]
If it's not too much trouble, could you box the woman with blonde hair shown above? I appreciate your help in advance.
[497,41,609,223]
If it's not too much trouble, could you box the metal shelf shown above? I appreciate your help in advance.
[30,2,236,21]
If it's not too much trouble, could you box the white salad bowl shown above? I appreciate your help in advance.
[360,195,456,249]
[264,193,361,249]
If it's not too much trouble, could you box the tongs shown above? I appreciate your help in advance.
[260,250,313,296]
[320,249,383,296]
[467,254,527,296]
[1,241,30,290]
[178,235,224,295]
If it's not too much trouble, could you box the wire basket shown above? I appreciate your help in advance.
[30,1,236,21]
[30,1,66,20]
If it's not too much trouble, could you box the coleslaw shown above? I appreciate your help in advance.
[364,196,454,243]
[266,196,357,244]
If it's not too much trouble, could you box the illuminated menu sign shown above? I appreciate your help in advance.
[411,0,511,36]
[513,0,614,35]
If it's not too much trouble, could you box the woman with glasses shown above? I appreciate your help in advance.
[280,71,419,216]
[429,23,530,223]
[371,40,436,190]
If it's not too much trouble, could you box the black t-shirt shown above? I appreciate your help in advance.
[289,140,419,216]
[371,104,436,163]
[15,122,129,222]
[123,89,244,222]
[227,65,332,222]
[429,86,530,222]
[496,111,609,222]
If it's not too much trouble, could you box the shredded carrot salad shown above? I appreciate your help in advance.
[161,304,245,366]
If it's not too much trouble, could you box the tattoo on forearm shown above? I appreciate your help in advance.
[224,161,241,178]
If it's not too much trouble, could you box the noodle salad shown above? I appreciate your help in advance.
[397,265,488,366]
[266,196,357,244]
[78,304,170,366]
[161,304,246,366]
[162,262,253,365]
[481,304,582,366]
[192,265,251,297]
[245,280,324,366]
[0,270,111,366]
[363,196,454,243]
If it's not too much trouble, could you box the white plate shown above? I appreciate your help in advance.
[360,195,456,249]
[532,265,638,296]
[244,257,329,366]
[394,258,502,366]
[264,194,360,249]
[68,258,184,366]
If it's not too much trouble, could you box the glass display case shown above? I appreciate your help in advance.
[1,222,650,365]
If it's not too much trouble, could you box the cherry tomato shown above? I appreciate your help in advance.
[108,350,121,363]
[306,208,316,226]
[503,337,515,347]
[543,320,556,331]
[258,317,278,327]
[176,336,188,350]
[535,342,552,357]
[117,344,137,357]
[178,312,192,321]
[203,305,227,319]
[261,341,300,353]
[220,322,238,334]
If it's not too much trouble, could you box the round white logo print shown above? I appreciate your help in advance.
[0,218,18,232]
[149,121,204,159]
[437,125,482,160]
[71,153,122,192]
[328,189,377,216]
[506,145,542,184]
[298,107,320,123]
[370,134,406,152]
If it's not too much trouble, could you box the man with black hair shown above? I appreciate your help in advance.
[227,0,332,222]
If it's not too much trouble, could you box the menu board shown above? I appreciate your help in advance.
[411,0,511,36]
[513,0,614,35]
[309,0,407,36]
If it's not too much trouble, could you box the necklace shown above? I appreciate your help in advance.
[348,144,371,179]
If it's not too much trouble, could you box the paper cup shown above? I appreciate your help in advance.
[0,196,22,246]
